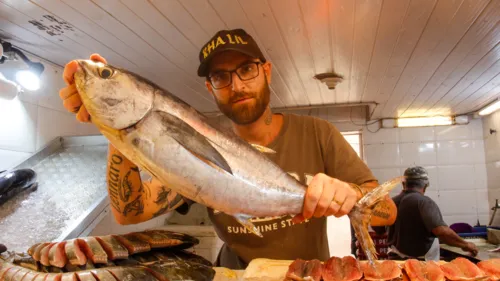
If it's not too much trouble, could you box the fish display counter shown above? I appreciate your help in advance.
[0,135,110,254]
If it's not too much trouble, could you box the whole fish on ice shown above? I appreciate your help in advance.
[73,59,402,262]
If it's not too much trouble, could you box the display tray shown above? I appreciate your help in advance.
[0,135,110,253]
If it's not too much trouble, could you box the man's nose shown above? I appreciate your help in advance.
[231,72,246,92]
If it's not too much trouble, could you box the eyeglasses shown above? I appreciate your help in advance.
[208,62,262,89]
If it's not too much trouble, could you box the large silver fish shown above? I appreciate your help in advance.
[74,60,402,262]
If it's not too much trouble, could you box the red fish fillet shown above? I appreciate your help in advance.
[10,268,29,281]
[33,273,49,281]
[90,269,118,281]
[112,234,150,254]
[49,242,68,268]
[360,260,402,280]
[477,259,500,281]
[3,268,21,281]
[285,259,323,281]
[60,273,78,281]
[77,237,108,264]
[45,273,63,281]
[404,259,445,281]
[95,235,128,260]
[440,258,486,281]
[32,243,51,261]
[322,256,362,281]
[64,239,87,266]
[40,243,56,266]
[21,271,40,281]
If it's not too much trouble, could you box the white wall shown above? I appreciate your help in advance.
[363,119,488,226]
[481,110,500,225]
[0,54,99,171]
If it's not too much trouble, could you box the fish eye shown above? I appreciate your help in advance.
[99,67,113,79]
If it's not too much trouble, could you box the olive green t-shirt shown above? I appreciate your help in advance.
[206,113,376,269]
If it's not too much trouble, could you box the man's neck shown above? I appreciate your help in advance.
[231,107,284,146]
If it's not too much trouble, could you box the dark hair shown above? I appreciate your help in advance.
[404,178,429,189]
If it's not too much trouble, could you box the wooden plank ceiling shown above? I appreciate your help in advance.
[0,0,499,120]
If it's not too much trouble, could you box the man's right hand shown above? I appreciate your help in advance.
[461,241,479,256]
[59,53,107,122]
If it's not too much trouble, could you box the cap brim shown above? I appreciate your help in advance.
[197,47,263,77]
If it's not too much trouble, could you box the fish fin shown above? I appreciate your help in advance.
[250,143,276,154]
[154,111,232,175]
[233,214,262,237]
[349,206,377,265]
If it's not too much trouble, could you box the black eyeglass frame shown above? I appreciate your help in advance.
[207,61,263,89]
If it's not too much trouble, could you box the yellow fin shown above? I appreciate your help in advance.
[251,144,276,154]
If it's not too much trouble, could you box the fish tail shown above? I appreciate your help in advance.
[349,176,405,264]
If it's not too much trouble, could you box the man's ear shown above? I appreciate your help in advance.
[263,62,272,84]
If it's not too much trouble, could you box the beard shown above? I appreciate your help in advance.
[215,79,271,125]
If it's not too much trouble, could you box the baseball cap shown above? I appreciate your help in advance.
[404,166,429,180]
[197,28,266,77]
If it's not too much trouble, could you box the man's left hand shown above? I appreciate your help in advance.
[292,173,361,224]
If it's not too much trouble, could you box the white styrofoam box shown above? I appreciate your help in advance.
[0,149,32,171]
[476,189,490,215]
[0,99,37,153]
[327,215,352,258]
[437,140,483,165]
[424,191,440,206]
[437,166,475,190]
[443,215,480,226]
[439,190,477,216]
[364,143,400,168]
[399,142,437,166]
[399,127,435,143]
[435,125,472,141]
[36,106,100,150]
[487,162,500,190]
[363,128,400,145]
[474,164,488,190]
[424,166,439,190]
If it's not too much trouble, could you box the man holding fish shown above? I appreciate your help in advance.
[58,28,398,269]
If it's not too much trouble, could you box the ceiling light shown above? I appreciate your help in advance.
[0,72,21,100]
[478,99,500,116]
[0,40,44,92]
[313,72,344,89]
[396,116,453,128]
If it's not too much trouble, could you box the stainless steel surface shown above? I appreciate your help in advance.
[440,238,500,261]
[0,135,108,253]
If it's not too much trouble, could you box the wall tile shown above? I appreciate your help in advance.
[425,191,440,206]
[443,215,479,226]
[438,166,475,190]
[437,141,480,165]
[424,166,439,191]
[476,189,490,215]
[484,135,500,163]
[400,142,437,166]
[371,168,403,195]
[439,190,477,216]
[0,149,32,171]
[474,164,488,190]
[364,144,400,168]
[435,125,471,141]
[363,128,399,145]
[0,100,37,153]
[469,119,484,140]
[400,127,435,143]
[37,106,101,150]
[486,162,500,190]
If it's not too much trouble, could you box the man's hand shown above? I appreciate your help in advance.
[462,242,479,256]
[59,53,107,122]
[292,173,361,223]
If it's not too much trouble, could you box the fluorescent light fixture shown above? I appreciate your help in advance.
[478,99,500,116]
[396,116,453,127]
[15,70,40,91]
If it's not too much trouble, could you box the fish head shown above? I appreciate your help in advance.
[74,59,154,130]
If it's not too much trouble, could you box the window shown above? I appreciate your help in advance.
[341,131,363,159]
